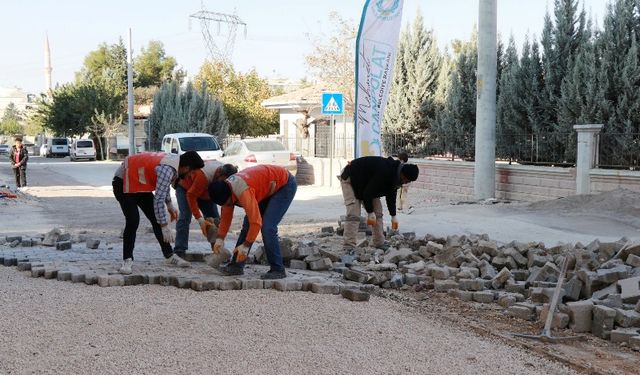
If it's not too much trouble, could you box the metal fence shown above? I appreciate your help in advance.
[596,132,640,170]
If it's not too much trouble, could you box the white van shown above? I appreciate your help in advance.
[161,133,223,161]
[46,138,69,158]
[70,139,96,161]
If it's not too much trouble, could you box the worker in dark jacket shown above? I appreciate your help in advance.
[10,137,29,188]
[339,156,419,250]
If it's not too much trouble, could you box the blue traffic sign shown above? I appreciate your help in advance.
[321,92,344,115]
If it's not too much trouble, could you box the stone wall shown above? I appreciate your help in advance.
[302,157,640,202]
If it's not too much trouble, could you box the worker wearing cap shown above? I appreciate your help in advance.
[174,161,238,255]
[112,150,204,274]
[339,156,420,251]
[208,164,297,279]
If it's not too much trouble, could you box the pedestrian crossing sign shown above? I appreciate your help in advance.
[321,92,343,115]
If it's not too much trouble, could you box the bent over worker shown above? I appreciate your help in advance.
[339,156,419,251]
[174,161,238,256]
[208,164,297,279]
[112,151,204,274]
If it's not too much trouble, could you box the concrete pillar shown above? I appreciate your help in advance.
[474,0,498,200]
[573,124,603,194]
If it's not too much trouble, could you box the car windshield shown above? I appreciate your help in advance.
[77,140,93,148]
[179,136,220,151]
[245,140,286,152]
[52,139,67,145]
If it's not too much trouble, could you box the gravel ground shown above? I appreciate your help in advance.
[0,267,578,375]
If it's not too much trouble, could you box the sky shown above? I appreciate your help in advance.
[0,0,611,94]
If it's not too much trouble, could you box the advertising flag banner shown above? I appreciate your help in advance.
[355,0,404,157]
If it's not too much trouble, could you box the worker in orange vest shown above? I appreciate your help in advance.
[208,165,297,279]
[174,160,238,255]
[111,151,204,274]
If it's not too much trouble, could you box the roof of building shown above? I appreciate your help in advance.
[261,84,329,110]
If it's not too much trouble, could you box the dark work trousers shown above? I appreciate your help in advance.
[13,167,26,187]
[112,177,173,260]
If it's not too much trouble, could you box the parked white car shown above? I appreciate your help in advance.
[220,139,297,175]
[161,133,223,161]
[0,144,9,155]
[70,139,96,161]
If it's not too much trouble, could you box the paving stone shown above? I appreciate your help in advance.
[637,300,640,313]
[43,269,58,279]
[455,290,474,302]
[321,226,334,234]
[431,266,450,280]
[86,239,100,249]
[563,276,583,302]
[21,239,33,247]
[618,276,640,304]
[307,257,332,271]
[597,266,629,284]
[614,308,640,328]
[630,335,640,350]
[319,249,340,262]
[434,280,458,293]
[70,272,86,283]
[218,279,241,291]
[124,274,145,286]
[108,275,125,287]
[279,238,294,260]
[97,275,111,287]
[58,233,71,242]
[592,284,618,300]
[173,277,193,289]
[404,273,418,286]
[31,267,45,278]
[341,288,370,302]
[567,300,594,333]
[497,295,517,308]
[273,279,302,292]
[507,303,536,321]
[56,270,73,281]
[241,279,264,290]
[3,257,17,266]
[311,282,341,295]
[9,240,19,248]
[147,274,163,285]
[289,259,307,270]
[477,240,498,257]
[592,305,617,339]
[530,287,564,304]
[626,254,640,268]
[6,236,22,243]
[479,260,496,280]
[56,241,72,251]
[610,328,640,344]
[343,269,370,283]
[301,278,326,292]
[17,262,32,271]
[472,291,495,304]
[84,273,98,285]
[597,293,623,309]
[262,280,276,289]
[491,268,512,289]
[458,278,485,291]
[192,280,219,291]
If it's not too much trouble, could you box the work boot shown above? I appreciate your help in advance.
[219,263,244,276]
[165,254,191,268]
[260,269,287,280]
[119,258,133,275]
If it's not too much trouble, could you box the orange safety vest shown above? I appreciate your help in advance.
[123,152,179,193]
[227,165,290,203]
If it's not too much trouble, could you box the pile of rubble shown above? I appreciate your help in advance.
[0,228,100,250]
[268,221,640,349]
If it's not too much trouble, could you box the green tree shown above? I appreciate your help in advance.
[134,40,184,87]
[194,61,278,136]
[148,81,229,149]
[383,11,442,155]
[77,39,128,96]
[0,102,23,135]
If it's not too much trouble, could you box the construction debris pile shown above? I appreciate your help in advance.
[266,218,640,349]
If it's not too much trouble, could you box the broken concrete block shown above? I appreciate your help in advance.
[384,247,414,264]
[321,226,334,234]
[479,260,496,280]
[56,241,72,251]
[434,247,463,267]
[431,266,450,280]
[597,266,629,284]
[617,241,640,262]
[567,300,594,333]
[293,244,314,259]
[530,287,564,304]
[507,303,536,321]
[279,238,294,259]
[619,276,640,304]
[498,295,517,308]
[434,280,458,293]
[218,279,241,291]
[477,240,498,257]
[627,254,640,268]
[597,294,623,309]
[615,308,640,328]
[319,249,340,262]
[356,239,369,248]
[539,305,570,329]
[388,274,404,288]
[503,247,527,268]
[403,260,426,273]
[341,288,370,302]
[491,268,512,289]
[459,278,486,291]
[343,269,370,284]
[610,328,640,344]
[404,273,418,286]
[289,259,307,270]
[21,239,33,247]
[311,282,340,295]
[472,291,494,304]
[563,276,583,302]
[592,305,617,340]
[528,252,551,268]
[9,240,19,248]
[630,335,640,350]
[5,236,22,243]
[86,239,100,249]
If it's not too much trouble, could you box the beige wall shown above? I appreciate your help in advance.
[302,157,640,202]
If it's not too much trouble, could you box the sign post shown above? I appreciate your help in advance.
[321,92,344,187]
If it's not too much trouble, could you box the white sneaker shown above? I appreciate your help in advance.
[119,258,133,274]
[165,254,191,268]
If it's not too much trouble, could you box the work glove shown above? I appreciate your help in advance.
[234,244,250,263]
[212,238,224,254]
[197,217,215,237]
[161,225,174,244]
[366,212,377,226]
[391,216,399,231]
[166,202,178,222]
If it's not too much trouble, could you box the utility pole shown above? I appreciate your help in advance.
[189,2,247,63]
[474,0,497,200]
[127,28,135,156]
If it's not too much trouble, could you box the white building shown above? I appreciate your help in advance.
[0,86,37,115]
[261,85,355,159]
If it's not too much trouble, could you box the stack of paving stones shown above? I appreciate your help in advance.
[307,225,640,349]
[0,228,371,303]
